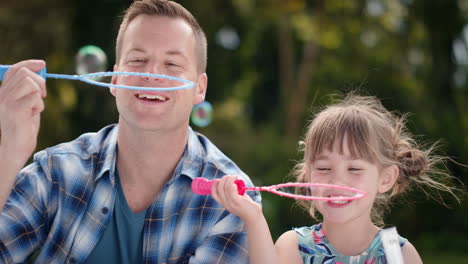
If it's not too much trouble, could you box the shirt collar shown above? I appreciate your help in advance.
[94,125,119,183]
[172,126,204,181]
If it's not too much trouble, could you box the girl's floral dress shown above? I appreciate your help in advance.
[295,223,407,264]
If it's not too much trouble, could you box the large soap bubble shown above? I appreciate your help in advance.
[76,45,107,77]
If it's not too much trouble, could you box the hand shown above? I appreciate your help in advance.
[0,60,47,168]
[211,175,263,222]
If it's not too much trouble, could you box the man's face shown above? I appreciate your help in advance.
[111,15,207,133]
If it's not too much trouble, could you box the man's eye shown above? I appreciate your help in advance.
[128,59,146,65]
[166,62,180,68]
[317,168,330,171]
[349,168,362,171]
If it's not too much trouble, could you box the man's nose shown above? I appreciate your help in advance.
[143,64,164,82]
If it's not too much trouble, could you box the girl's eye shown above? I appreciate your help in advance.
[317,168,331,171]
[349,168,362,171]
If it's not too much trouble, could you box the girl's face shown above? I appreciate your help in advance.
[310,137,397,225]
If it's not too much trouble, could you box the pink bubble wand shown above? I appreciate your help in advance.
[192,178,367,201]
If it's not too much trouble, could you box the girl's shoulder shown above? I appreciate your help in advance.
[401,240,423,264]
[276,229,300,249]
[275,230,303,264]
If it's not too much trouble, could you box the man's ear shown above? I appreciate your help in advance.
[378,165,399,193]
[193,73,207,104]
[110,64,119,96]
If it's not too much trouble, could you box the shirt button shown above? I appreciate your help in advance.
[69,257,77,263]
[101,207,109,214]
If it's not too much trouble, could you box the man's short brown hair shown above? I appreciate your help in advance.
[115,0,207,73]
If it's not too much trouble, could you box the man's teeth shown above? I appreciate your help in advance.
[138,94,167,101]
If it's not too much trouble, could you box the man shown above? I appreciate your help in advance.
[0,0,260,263]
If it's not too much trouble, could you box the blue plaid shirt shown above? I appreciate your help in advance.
[0,124,260,264]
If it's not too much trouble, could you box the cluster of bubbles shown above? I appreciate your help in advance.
[75,44,213,127]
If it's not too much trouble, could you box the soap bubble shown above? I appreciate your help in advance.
[76,45,107,77]
[191,101,213,127]
[215,27,240,50]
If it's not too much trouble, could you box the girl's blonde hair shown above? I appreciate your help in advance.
[293,94,460,226]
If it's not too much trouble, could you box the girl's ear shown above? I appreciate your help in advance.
[378,165,399,193]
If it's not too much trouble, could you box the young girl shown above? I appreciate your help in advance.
[211,94,460,264]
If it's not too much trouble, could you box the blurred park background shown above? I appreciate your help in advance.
[1,0,468,263]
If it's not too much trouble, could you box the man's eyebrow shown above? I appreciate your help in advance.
[123,48,189,62]
[131,47,146,52]
[124,48,146,55]
[166,50,189,60]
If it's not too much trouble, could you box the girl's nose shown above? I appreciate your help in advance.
[328,172,346,186]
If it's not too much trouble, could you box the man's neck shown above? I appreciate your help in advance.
[115,121,189,213]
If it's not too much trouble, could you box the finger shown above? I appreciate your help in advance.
[224,176,238,195]
[221,177,242,207]
[221,177,239,204]
[6,74,45,101]
[28,67,47,98]
[15,91,45,116]
[226,176,241,196]
[216,178,230,205]
[3,60,46,82]
[31,94,45,114]
[218,176,233,197]
[2,60,46,98]
[223,183,238,207]
[0,92,43,146]
[228,178,240,197]
[211,179,221,201]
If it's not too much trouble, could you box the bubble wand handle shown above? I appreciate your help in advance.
[191,178,258,196]
[0,65,47,81]
[0,65,81,81]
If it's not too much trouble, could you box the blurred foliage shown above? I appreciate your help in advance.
[1,0,468,262]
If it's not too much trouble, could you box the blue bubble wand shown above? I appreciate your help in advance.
[0,65,194,91]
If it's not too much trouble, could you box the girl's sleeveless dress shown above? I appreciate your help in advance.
[295,223,407,264]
